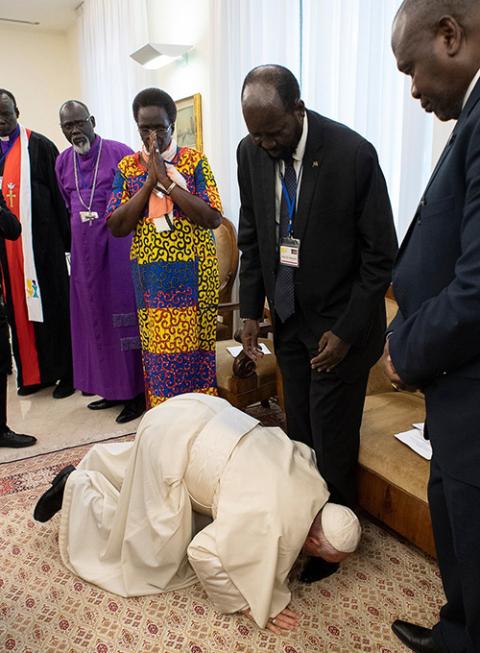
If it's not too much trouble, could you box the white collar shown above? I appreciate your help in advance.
[462,68,480,109]
[293,112,308,162]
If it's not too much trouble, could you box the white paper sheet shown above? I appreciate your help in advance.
[394,427,432,460]
[226,343,272,357]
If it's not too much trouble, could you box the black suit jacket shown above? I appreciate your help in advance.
[389,79,480,486]
[237,109,397,380]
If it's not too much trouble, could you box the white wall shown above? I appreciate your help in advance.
[432,117,455,167]
[0,24,80,149]
[141,0,216,169]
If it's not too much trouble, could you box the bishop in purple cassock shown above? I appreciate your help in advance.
[55,101,145,424]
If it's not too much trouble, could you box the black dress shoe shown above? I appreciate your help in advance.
[17,383,51,396]
[33,465,76,522]
[87,398,122,410]
[52,379,75,399]
[0,429,37,448]
[116,394,146,424]
[298,557,340,583]
[81,391,94,397]
[392,620,442,653]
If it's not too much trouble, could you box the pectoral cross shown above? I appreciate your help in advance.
[6,183,16,208]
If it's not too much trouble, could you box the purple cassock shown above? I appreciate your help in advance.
[55,136,144,400]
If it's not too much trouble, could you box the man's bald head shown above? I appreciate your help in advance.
[241,65,301,112]
[59,99,90,117]
[392,0,480,121]
[241,65,305,160]
[396,0,480,31]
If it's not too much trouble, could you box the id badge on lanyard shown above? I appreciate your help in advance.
[280,237,300,267]
[279,174,301,268]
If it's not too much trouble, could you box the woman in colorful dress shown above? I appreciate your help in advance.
[107,88,221,408]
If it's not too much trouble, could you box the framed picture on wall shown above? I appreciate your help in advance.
[174,93,203,152]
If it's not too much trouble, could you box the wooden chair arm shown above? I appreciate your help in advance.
[232,350,257,378]
[218,302,240,313]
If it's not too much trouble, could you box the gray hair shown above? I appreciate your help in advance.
[59,100,90,117]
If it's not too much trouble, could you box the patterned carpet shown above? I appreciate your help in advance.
[0,407,445,652]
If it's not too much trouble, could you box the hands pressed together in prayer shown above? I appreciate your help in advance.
[147,132,170,190]
[144,131,221,230]
[310,330,350,373]
[241,606,301,635]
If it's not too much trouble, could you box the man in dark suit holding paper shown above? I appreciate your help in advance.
[237,65,397,582]
[385,1,480,651]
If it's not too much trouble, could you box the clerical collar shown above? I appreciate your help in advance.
[462,68,480,110]
[0,125,20,142]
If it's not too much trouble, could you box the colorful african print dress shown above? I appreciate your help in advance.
[106,147,220,408]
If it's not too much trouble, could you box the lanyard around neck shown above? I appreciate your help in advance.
[280,164,297,237]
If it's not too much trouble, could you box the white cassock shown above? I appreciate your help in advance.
[59,393,329,628]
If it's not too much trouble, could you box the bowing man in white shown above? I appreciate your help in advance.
[33,393,361,633]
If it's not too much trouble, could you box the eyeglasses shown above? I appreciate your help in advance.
[60,117,92,131]
[138,124,172,137]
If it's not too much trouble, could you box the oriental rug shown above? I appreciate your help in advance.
[0,436,445,653]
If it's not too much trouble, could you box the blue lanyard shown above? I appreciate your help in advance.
[280,174,296,237]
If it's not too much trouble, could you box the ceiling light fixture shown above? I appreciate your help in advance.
[130,43,192,70]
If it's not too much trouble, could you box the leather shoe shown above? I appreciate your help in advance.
[0,429,37,448]
[298,557,339,583]
[391,620,442,652]
[52,379,75,399]
[87,398,122,410]
[116,394,146,424]
[17,383,52,396]
[33,465,76,522]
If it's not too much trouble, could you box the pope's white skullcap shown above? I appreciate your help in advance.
[321,502,361,553]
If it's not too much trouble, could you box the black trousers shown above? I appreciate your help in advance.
[429,457,480,653]
[275,312,369,508]
[0,302,10,428]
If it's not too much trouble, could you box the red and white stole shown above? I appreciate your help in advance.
[3,124,43,323]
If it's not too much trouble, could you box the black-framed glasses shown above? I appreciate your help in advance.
[60,117,92,131]
[138,124,172,137]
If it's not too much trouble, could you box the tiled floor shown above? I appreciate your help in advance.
[3,374,143,462]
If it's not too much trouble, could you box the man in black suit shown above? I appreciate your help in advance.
[237,65,397,581]
[385,1,480,652]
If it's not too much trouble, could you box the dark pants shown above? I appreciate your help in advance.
[429,457,480,653]
[275,312,369,507]
[0,302,10,429]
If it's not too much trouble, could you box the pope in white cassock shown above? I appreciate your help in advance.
[34,393,361,633]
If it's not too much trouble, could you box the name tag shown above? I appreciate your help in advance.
[280,237,300,268]
[79,211,99,223]
[152,215,173,233]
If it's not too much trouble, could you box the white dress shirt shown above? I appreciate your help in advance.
[462,68,480,109]
[274,113,309,235]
